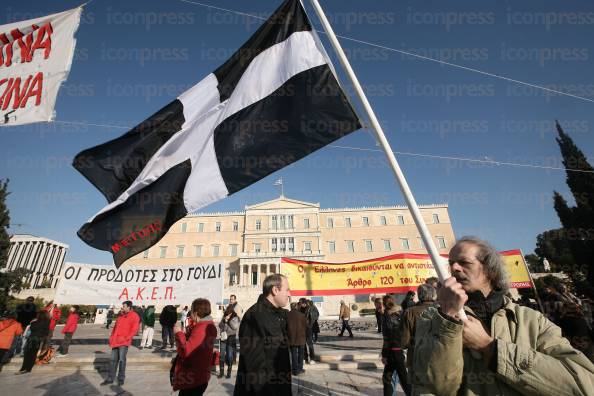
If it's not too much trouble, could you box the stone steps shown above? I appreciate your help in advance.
[2,353,382,372]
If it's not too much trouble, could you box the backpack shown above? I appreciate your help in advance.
[36,346,55,365]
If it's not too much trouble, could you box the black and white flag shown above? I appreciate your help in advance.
[73,0,361,267]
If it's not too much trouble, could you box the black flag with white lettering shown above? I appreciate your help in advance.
[73,0,361,267]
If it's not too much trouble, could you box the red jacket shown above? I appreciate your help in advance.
[0,319,23,349]
[44,305,62,331]
[109,310,140,348]
[62,313,80,334]
[172,317,217,390]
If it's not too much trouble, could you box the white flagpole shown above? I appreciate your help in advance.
[309,0,466,319]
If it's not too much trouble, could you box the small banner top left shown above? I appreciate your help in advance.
[0,6,82,126]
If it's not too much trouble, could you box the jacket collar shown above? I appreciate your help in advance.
[465,295,517,323]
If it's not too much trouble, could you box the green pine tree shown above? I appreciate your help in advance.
[0,179,10,269]
[546,122,594,293]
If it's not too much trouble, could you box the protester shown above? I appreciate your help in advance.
[338,300,353,337]
[374,297,384,333]
[401,283,437,377]
[228,295,244,319]
[140,305,156,349]
[425,277,439,289]
[102,301,140,386]
[42,301,61,350]
[234,274,291,395]
[15,296,37,356]
[105,307,115,329]
[180,306,189,331]
[401,291,416,312]
[0,312,23,370]
[414,236,594,395]
[218,305,240,378]
[288,302,308,376]
[558,302,594,363]
[159,305,177,350]
[301,298,319,364]
[17,310,50,374]
[57,305,80,356]
[172,298,217,395]
[312,314,320,343]
[381,295,410,396]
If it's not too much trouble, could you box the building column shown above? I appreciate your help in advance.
[238,264,244,286]
[256,264,261,286]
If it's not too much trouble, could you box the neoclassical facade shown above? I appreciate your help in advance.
[7,234,69,289]
[127,196,455,316]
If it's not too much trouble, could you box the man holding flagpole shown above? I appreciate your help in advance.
[412,236,594,395]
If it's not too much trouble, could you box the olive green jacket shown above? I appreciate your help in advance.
[413,297,594,396]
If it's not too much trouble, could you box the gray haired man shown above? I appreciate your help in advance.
[412,236,594,395]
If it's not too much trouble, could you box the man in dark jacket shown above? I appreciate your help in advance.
[159,305,177,349]
[15,296,37,355]
[287,302,307,375]
[382,295,410,396]
[234,274,291,396]
[300,298,319,364]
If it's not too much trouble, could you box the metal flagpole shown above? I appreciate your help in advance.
[309,0,466,320]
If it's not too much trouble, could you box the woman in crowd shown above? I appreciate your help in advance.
[0,312,23,370]
[172,298,217,395]
[57,305,80,356]
[218,305,240,378]
[17,310,50,374]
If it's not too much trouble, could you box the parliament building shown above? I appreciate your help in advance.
[126,195,456,317]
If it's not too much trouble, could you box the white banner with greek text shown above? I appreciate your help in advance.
[54,262,224,306]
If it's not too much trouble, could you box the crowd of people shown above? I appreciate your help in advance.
[1,236,594,395]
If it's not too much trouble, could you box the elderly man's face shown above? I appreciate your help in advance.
[448,242,491,295]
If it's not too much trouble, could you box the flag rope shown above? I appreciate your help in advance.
[176,0,594,105]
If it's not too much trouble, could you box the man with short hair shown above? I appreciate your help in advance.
[228,294,244,319]
[300,298,318,364]
[102,301,140,386]
[234,274,291,395]
[15,296,37,356]
[413,236,594,395]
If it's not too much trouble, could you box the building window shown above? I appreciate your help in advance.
[181,223,187,233]
[233,221,239,231]
[279,215,286,230]
[380,216,387,226]
[229,244,238,256]
[304,241,312,252]
[251,271,258,285]
[383,239,392,252]
[272,215,278,230]
[400,238,410,250]
[288,237,295,252]
[212,245,220,257]
[255,219,261,230]
[362,216,369,226]
[288,215,294,228]
[327,218,334,228]
[345,217,352,228]
[198,223,204,232]
[143,250,149,259]
[328,241,336,253]
[194,245,202,257]
[365,240,373,252]
[280,237,286,252]
[346,240,354,253]
[418,237,425,249]
[254,243,261,253]
[397,215,404,225]
[432,214,440,224]
[215,222,221,232]
[159,246,167,258]
[271,238,278,252]
[437,236,447,249]
[304,218,310,229]
[176,245,185,258]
